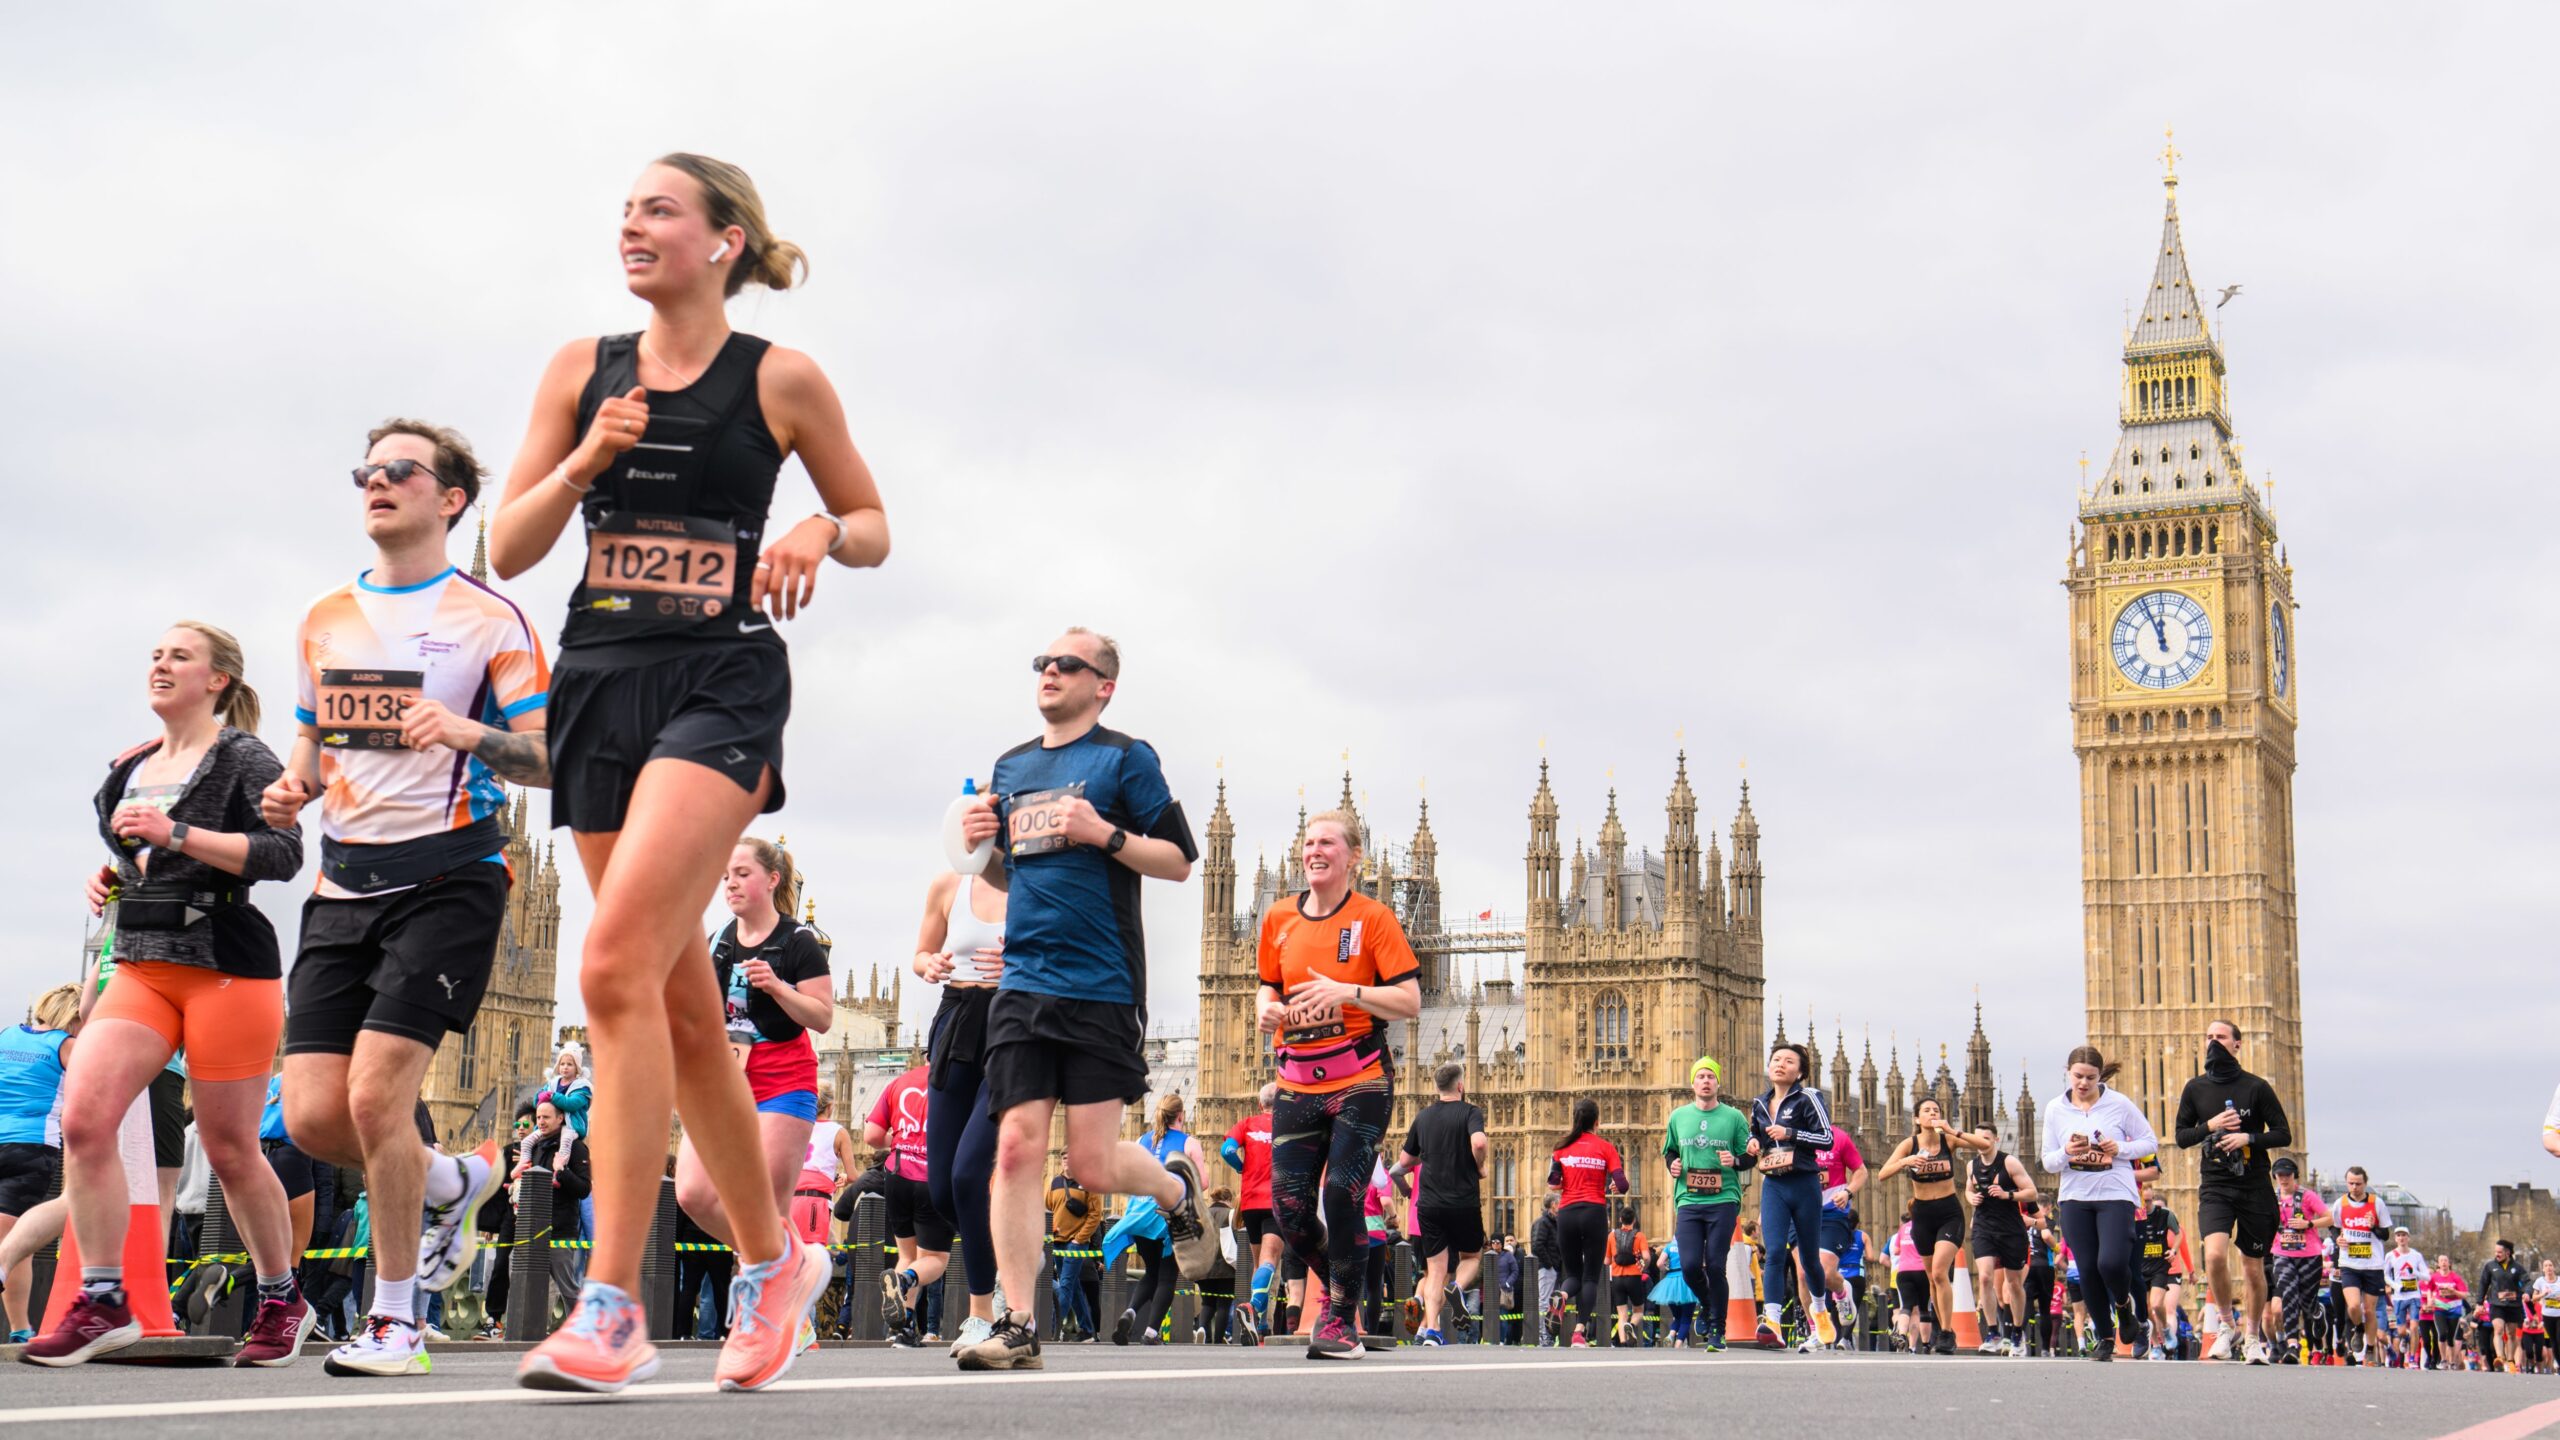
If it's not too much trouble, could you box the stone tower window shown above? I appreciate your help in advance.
[2107,714,2120,735]
[458,1024,479,1093]
[1594,991,1630,1063]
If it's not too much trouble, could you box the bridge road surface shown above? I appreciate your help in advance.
[4,1345,2558,1440]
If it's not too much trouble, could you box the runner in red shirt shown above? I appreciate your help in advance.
[864,1064,950,1345]
[1546,1098,1628,1347]
[1222,1081,1280,1336]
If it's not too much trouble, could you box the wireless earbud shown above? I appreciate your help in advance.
[708,239,731,263]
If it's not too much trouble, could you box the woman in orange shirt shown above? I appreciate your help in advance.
[1257,811,1420,1361]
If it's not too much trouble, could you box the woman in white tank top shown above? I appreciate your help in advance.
[911,856,1008,1352]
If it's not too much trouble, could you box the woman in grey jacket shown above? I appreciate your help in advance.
[31,623,308,1368]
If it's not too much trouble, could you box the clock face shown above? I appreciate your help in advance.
[2111,590,2214,689]
[2269,603,2290,699]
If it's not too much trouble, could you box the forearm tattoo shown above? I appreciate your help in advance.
[473,727,552,788]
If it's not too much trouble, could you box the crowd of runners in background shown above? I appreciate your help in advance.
[3,146,2555,1400]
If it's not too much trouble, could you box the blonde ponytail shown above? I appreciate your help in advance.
[173,620,260,735]
[655,152,808,297]
[740,835,800,919]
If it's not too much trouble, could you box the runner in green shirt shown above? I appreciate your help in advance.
[1662,1056,1752,1351]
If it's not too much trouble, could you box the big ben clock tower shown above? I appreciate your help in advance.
[2066,138,2304,1222]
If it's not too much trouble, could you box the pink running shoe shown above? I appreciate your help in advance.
[518,1284,660,1393]
[235,1294,319,1367]
[716,1238,830,1392]
[19,1290,141,1367]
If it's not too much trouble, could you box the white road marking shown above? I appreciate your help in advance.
[0,1353,1825,1426]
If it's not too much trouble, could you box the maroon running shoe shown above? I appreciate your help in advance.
[234,1294,319,1367]
[20,1291,142,1367]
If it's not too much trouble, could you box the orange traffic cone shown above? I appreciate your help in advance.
[41,1094,181,1338]
[1950,1268,1982,1350]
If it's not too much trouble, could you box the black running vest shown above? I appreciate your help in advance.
[563,332,785,654]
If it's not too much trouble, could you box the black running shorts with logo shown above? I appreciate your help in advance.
[548,643,790,834]
[149,1067,188,1168]
[982,990,1148,1115]
[1418,1202,1486,1259]
[1909,1193,1966,1255]
[2142,1261,2174,1293]
[285,862,510,1054]
[1973,1216,2030,1271]
[884,1173,956,1253]
[2196,1183,2279,1260]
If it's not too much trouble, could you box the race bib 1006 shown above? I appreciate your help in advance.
[1007,783,1086,858]
[317,669,424,747]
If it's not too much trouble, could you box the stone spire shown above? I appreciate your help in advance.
[1663,751,1698,925]
[1526,759,1561,932]
[1285,798,1308,892]
[1858,1029,1879,1122]
[469,514,490,583]
[1407,795,1442,985]
[2089,132,2250,519]
[2016,1066,2038,1154]
[1932,1043,1956,1117]
[1829,1023,1852,1118]
[1963,996,1997,1134]
[1597,789,1626,929]
[1569,834,1588,918]
[1202,778,1236,955]
[1885,1039,1907,1134]
[1727,780,1761,935]
[1703,830,1725,930]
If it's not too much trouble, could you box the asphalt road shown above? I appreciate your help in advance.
[4,1344,2555,1440]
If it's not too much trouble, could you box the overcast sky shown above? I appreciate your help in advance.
[5,4,2553,1220]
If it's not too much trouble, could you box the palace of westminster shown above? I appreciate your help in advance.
[398,149,2308,1239]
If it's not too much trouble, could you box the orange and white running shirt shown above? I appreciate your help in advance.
[294,567,548,898]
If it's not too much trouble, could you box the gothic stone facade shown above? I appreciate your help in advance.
[422,791,562,1149]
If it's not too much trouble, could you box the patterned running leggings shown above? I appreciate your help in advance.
[1270,1081,1392,1325]
[2274,1255,2325,1350]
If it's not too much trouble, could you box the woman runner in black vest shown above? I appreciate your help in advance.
[490,152,887,1396]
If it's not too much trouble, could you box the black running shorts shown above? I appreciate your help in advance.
[1417,1203,1486,1259]
[1909,1193,1966,1255]
[982,990,1148,1115]
[2196,1183,2279,1259]
[884,1173,956,1253]
[285,863,510,1054]
[263,1138,317,1200]
[0,1142,58,1217]
[1239,1207,1276,1247]
[1973,1215,2030,1271]
[548,642,790,834]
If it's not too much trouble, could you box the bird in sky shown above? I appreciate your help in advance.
[2216,283,2243,308]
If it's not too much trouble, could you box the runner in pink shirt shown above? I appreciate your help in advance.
[2268,1157,2330,1356]
[1804,1129,1866,1346]
[1892,1214,1929,1350]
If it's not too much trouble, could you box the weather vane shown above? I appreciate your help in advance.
[2160,126,2180,183]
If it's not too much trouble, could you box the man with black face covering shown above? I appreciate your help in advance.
[2173,1018,2292,1366]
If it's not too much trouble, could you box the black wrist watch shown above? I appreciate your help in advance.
[1105,827,1128,855]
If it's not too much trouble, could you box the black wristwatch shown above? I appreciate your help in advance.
[1105,827,1128,855]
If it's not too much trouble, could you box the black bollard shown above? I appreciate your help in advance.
[1389,1240,1415,1342]
[844,1193,885,1342]
[1477,1235,1501,1346]
[642,1175,677,1341]
[195,1170,248,1338]
[505,1166,553,1342]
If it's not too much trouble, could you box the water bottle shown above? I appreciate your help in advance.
[2217,1099,2248,1179]
[944,778,996,875]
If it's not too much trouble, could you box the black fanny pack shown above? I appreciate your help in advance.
[321,815,504,895]
[117,883,246,932]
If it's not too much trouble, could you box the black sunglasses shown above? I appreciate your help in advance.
[1031,654,1112,679]
[350,459,444,489]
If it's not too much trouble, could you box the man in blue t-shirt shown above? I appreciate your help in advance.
[953,627,1203,1373]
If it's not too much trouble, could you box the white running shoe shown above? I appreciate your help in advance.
[2244,1335,2272,1366]
[947,1314,995,1358]
[2207,1328,2236,1361]
[323,1314,432,1377]
[418,1141,503,1293]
